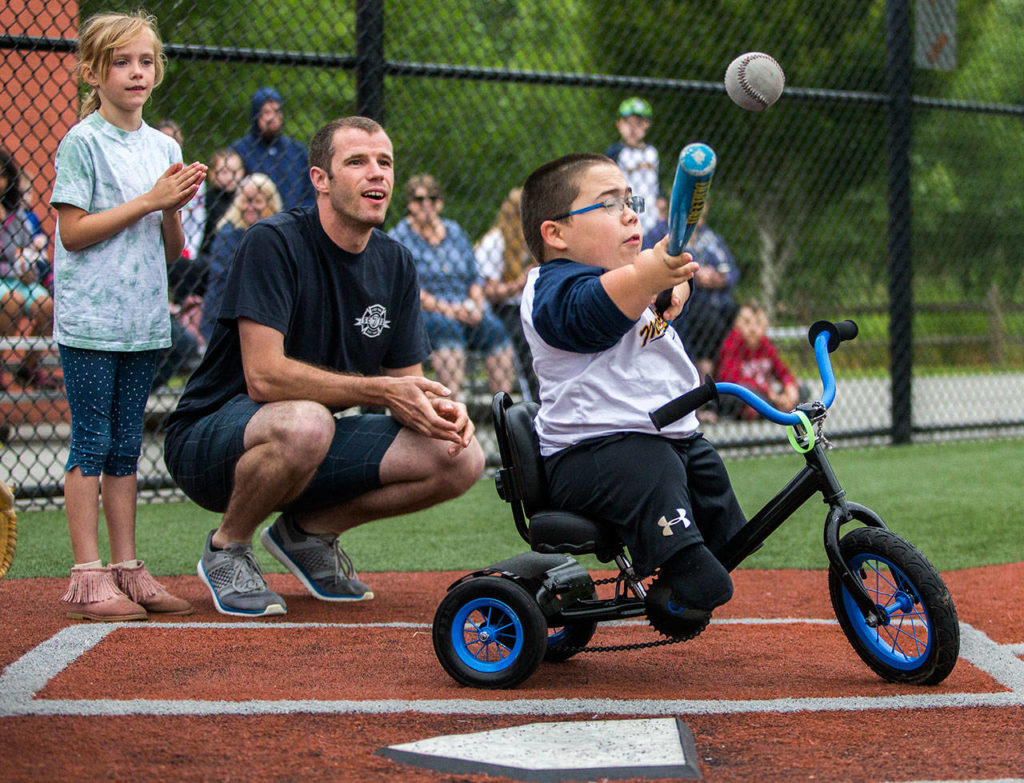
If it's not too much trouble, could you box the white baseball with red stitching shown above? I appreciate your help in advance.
[725,52,785,112]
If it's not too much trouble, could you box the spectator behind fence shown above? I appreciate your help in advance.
[230,86,314,210]
[151,294,199,392]
[1,148,57,390]
[389,174,515,401]
[157,120,209,353]
[200,173,282,343]
[199,148,246,257]
[475,187,539,400]
[605,96,660,240]
[16,170,53,291]
[51,10,205,622]
[155,119,205,260]
[643,194,669,250]
[716,300,802,420]
[519,152,745,621]
[676,200,740,382]
[164,117,484,618]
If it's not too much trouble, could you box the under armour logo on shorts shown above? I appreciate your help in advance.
[657,508,692,536]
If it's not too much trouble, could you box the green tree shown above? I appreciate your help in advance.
[911,0,1024,299]
[381,0,607,237]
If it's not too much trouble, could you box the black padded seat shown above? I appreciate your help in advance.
[505,402,546,516]
[503,400,621,562]
[529,510,621,562]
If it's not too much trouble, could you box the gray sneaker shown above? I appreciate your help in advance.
[260,514,374,602]
[197,531,287,617]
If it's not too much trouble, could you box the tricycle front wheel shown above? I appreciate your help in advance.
[828,526,959,685]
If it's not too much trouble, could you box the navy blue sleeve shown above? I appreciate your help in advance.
[531,260,636,353]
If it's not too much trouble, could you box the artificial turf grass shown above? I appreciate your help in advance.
[5,437,1021,579]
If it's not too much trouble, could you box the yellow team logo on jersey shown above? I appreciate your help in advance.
[639,315,671,347]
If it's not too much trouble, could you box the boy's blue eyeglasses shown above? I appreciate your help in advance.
[552,195,645,221]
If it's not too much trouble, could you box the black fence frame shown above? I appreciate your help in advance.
[4,0,1024,505]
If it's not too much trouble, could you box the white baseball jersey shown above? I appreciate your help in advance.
[521,260,700,456]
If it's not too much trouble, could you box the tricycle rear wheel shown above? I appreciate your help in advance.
[433,576,548,689]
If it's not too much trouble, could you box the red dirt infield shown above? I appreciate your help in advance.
[2,563,1023,782]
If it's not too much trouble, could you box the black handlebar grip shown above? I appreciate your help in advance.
[649,376,719,431]
[808,319,859,353]
[654,288,673,318]
[835,319,859,342]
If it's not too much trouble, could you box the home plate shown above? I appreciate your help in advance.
[376,717,701,780]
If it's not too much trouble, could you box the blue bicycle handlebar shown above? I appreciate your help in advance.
[649,319,858,430]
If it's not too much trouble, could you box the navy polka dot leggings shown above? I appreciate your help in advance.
[58,345,160,477]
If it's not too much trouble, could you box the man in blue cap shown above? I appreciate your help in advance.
[230,87,315,210]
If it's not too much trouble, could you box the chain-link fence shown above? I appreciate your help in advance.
[3,0,1023,509]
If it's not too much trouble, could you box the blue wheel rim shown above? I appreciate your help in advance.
[547,628,568,646]
[450,596,525,673]
[842,552,932,671]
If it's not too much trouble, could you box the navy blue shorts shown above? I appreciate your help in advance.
[164,394,401,514]
[545,433,746,577]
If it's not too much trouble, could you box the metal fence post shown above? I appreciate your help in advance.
[885,0,914,444]
[356,0,385,121]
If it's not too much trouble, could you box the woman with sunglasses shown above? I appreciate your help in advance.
[389,174,515,401]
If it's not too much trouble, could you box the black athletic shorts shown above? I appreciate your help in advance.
[545,432,746,577]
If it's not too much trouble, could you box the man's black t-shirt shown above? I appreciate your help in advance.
[167,206,430,428]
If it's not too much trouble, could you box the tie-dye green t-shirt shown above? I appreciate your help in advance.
[50,112,181,351]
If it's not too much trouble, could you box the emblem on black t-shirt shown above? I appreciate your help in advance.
[355,304,391,338]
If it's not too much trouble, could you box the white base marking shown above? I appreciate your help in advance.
[379,718,696,777]
[1,620,1022,718]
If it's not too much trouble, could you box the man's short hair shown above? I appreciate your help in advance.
[308,116,385,174]
[520,153,612,263]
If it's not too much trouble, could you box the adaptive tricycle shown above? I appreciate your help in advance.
[432,319,960,689]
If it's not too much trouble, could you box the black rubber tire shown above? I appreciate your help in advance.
[432,576,548,689]
[828,526,959,685]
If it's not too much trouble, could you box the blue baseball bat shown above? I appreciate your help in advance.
[654,142,718,317]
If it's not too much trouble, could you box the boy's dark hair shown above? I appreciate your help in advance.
[308,116,385,174]
[520,153,613,263]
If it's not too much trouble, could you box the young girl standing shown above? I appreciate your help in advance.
[51,11,206,620]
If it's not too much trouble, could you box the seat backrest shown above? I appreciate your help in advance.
[504,401,549,517]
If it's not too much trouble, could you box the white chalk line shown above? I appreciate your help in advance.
[1,619,1022,718]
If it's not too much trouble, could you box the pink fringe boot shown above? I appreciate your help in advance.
[113,560,194,616]
[61,566,147,622]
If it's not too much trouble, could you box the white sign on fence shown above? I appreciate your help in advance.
[915,0,957,71]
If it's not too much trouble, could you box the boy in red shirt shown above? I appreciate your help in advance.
[717,300,801,419]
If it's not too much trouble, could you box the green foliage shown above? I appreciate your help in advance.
[381,0,608,238]
[910,0,1024,299]
[7,439,1021,580]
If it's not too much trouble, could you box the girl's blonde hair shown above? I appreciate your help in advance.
[218,173,283,231]
[76,11,166,118]
[484,187,529,282]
